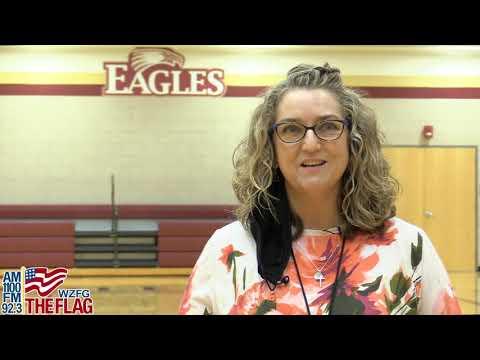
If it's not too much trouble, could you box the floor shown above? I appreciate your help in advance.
[64,275,189,315]
[64,271,480,315]
[450,272,478,314]
[2,269,478,315]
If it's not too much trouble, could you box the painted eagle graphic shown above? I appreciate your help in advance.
[129,47,186,73]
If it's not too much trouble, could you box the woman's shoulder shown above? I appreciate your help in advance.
[389,217,427,237]
[203,220,256,253]
[387,216,431,247]
[214,220,248,235]
[212,220,250,240]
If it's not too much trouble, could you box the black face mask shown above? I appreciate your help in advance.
[248,172,293,286]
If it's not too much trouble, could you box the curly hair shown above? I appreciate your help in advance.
[232,63,399,239]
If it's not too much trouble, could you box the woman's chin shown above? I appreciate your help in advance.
[290,178,336,195]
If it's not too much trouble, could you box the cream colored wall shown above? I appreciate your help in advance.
[371,99,480,145]
[0,96,258,204]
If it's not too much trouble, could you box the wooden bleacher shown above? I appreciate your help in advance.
[0,205,236,268]
[0,222,75,267]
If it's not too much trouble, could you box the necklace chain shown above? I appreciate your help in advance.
[294,242,340,285]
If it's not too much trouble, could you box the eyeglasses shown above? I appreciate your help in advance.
[270,118,351,144]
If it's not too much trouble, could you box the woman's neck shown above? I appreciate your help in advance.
[287,186,342,230]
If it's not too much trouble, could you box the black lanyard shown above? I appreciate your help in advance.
[291,232,346,315]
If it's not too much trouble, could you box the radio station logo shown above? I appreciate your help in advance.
[104,47,226,96]
[1,267,94,315]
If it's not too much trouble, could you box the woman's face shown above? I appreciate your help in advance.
[273,88,349,197]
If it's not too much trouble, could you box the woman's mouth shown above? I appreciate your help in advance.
[301,160,327,168]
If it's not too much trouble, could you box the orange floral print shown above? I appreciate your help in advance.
[415,281,422,299]
[229,281,269,314]
[180,218,459,315]
[219,244,245,271]
[178,267,197,314]
[433,287,462,314]
[352,219,398,247]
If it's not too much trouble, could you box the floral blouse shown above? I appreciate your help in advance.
[179,217,461,315]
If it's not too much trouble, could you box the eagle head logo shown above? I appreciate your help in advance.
[128,47,186,73]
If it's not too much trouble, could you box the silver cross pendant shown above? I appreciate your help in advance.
[314,271,325,286]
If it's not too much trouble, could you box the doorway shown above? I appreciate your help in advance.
[382,146,477,272]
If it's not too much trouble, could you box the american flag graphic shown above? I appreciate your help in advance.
[24,267,68,297]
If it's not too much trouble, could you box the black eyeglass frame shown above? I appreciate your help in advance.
[269,116,352,143]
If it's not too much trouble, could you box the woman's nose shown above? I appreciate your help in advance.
[301,128,321,151]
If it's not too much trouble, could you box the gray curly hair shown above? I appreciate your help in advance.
[232,63,399,239]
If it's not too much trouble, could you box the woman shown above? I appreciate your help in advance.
[179,63,462,315]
